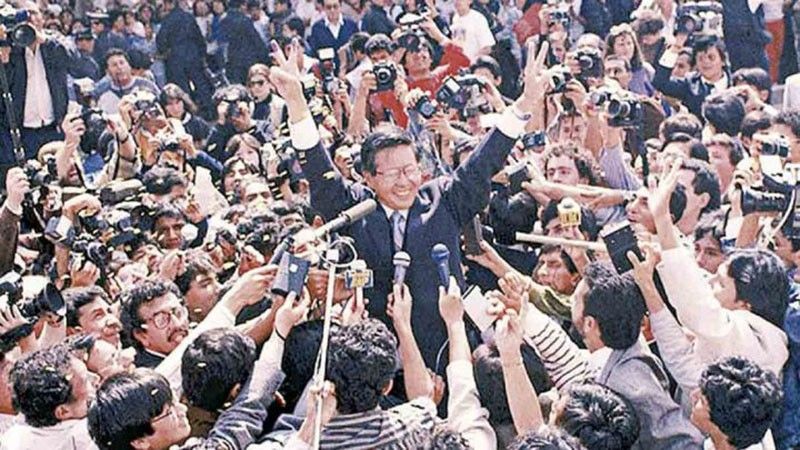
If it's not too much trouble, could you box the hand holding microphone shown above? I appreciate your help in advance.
[431,243,451,287]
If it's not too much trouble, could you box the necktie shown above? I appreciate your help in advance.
[391,211,405,252]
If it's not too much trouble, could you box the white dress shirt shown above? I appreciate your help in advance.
[325,16,344,40]
[23,45,55,128]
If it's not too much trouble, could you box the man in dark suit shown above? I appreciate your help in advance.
[157,0,214,117]
[219,0,270,85]
[268,40,549,368]
[653,34,731,117]
[307,0,358,67]
[0,2,69,160]
[360,0,396,36]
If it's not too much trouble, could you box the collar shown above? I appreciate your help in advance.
[325,15,344,28]
[144,348,168,359]
[181,112,193,125]
[381,204,409,221]
[701,72,728,91]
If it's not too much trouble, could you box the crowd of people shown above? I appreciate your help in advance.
[0,0,799,448]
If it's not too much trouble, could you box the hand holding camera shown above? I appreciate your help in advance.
[62,193,101,222]
[4,167,29,213]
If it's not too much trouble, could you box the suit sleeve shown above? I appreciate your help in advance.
[443,107,525,226]
[291,115,365,220]
[156,19,170,55]
[652,53,691,102]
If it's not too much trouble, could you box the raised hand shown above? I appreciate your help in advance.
[387,283,413,331]
[274,291,311,338]
[516,40,550,114]
[438,276,464,326]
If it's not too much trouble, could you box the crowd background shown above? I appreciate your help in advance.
[0,0,798,448]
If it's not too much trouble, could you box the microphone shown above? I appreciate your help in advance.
[268,236,294,265]
[393,251,411,285]
[295,199,377,246]
[430,244,450,287]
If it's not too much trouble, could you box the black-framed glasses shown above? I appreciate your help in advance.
[142,305,187,330]
[375,164,421,182]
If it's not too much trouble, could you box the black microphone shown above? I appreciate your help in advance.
[268,236,294,265]
[295,199,377,246]
[393,251,411,285]
[430,244,450,287]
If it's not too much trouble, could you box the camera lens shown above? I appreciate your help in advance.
[607,99,630,118]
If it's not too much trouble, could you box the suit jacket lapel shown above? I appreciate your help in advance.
[364,208,393,264]
[403,198,425,254]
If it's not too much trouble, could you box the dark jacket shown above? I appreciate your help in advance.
[219,9,270,84]
[722,0,770,71]
[0,205,19,276]
[299,126,516,367]
[3,38,70,129]
[93,30,129,69]
[307,16,358,56]
[156,7,208,66]
[652,65,731,117]
[360,4,396,36]
[68,50,101,81]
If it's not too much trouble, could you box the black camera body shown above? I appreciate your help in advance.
[761,136,790,158]
[547,7,571,28]
[606,93,644,128]
[589,88,613,107]
[435,75,486,112]
[79,108,109,154]
[548,66,573,93]
[521,131,547,149]
[674,1,723,42]
[72,234,111,268]
[397,14,427,51]
[22,158,54,189]
[0,272,66,347]
[575,47,603,83]
[372,62,397,92]
[414,95,437,119]
[0,5,35,48]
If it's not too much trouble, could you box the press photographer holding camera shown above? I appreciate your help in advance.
[205,84,275,165]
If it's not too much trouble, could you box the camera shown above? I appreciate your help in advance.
[78,108,109,154]
[606,93,643,128]
[0,272,66,338]
[435,75,485,111]
[301,75,318,101]
[548,66,573,93]
[414,94,437,119]
[760,135,790,158]
[100,179,144,205]
[80,208,137,247]
[157,132,182,153]
[589,88,613,107]
[372,62,397,92]
[397,14,427,51]
[317,48,340,96]
[22,157,55,189]
[674,1,723,42]
[574,47,603,83]
[521,131,547,149]
[0,4,36,48]
[72,235,111,267]
[547,7,570,28]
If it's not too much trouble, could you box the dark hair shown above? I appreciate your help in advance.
[360,126,417,175]
[582,263,646,349]
[732,67,772,94]
[10,344,76,427]
[702,92,746,137]
[182,328,256,411]
[662,132,708,162]
[281,320,330,407]
[285,16,306,37]
[151,203,186,228]
[243,221,282,257]
[539,200,600,241]
[160,83,198,115]
[348,31,369,54]
[473,342,552,427]
[659,112,702,141]
[508,426,586,450]
[365,33,393,55]
[212,84,251,106]
[143,166,188,196]
[691,35,727,67]
[542,143,601,187]
[104,47,129,66]
[700,357,783,448]
[127,49,153,70]
[64,285,112,328]
[120,280,181,349]
[680,159,721,216]
[327,319,397,414]
[174,250,218,295]
[222,156,259,194]
[539,244,579,275]
[773,110,800,139]
[88,369,173,450]
[428,423,470,450]
[632,10,664,37]
[726,249,789,327]
[606,25,643,70]
[471,55,502,80]
[703,133,744,167]
[741,110,772,140]
[603,54,631,72]
[556,381,640,449]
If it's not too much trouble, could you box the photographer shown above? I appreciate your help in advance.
[0,1,70,160]
[205,84,274,165]
[0,168,28,276]
[94,49,160,116]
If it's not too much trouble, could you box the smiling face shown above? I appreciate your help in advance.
[363,145,422,210]
[695,46,724,81]
[76,297,123,347]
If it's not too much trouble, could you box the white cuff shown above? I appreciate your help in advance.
[658,50,679,69]
[289,115,321,151]
[495,106,529,140]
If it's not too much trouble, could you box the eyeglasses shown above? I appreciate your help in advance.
[249,79,266,87]
[375,164,421,182]
[142,305,187,330]
[152,401,177,424]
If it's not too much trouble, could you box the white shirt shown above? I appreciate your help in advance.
[23,45,55,128]
[381,204,409,222]
[450,9,496,63]
[0,419,99,450]
[325,15,344,40]
[701,73,729,94]
[703,430,776,450]
[783,73,800,111]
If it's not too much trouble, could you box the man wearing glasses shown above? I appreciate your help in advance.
[308,0,358,67]
[270,40,552,369]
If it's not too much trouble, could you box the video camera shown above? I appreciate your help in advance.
[396,14,428,51]
[674,1,723,43]
[0,272,66,348]
[0,3,36,48]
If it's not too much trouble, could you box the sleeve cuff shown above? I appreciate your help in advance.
[495,105,529,139]
[658,50,679,69]
[289,115,321,151]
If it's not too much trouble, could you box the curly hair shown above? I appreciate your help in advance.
[700,356,783,448]
[508,426,586,450]
[10,343,76,427]
[120,280,181,349]
[556,381,640,449]
[327,318,398,414]
[543,143,602,187]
